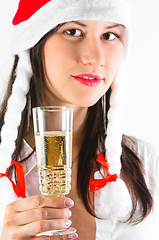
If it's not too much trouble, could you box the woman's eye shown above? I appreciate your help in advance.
[102,32,119,41]
[64,29,82,37]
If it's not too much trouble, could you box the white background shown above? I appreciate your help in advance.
[0,0,159,149]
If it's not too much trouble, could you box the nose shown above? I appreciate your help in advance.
[80,37,105,68]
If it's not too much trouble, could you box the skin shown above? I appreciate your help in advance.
[1,20,124,240]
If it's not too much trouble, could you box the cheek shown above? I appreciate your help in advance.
[44,44,64,72]
[43,40,76,79]
[106,46,124,78]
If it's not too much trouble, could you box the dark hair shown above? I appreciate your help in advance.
[0,26,153,224]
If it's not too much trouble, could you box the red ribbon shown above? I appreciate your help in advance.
[0,160,26,198]
[89,154,118,192]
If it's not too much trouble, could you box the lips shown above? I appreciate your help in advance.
[72,73,102,87]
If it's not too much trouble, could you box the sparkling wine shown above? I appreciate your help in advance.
[35,131,72,195]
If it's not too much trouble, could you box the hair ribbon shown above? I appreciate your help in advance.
[0,161,26,198]
[89,154,118,192]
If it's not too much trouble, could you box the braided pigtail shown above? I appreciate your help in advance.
[95,63,132,221]
[0,51,32,173]
[105,62,124,175]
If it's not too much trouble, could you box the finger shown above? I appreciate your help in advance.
[14,219,72,238]
[8,195,74,212]
[33,232,78,240]
[15,208,71,226]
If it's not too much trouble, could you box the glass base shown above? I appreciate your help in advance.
[36,227,76,236]
[38,166,71,195]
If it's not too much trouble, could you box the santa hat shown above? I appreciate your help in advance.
[0,0,131,216]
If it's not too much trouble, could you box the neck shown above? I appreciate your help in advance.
[72,107,88,158]
[43,87,88,157]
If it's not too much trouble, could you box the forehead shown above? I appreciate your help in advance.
[59,20,125,30]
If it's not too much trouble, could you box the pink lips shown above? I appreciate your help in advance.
[72,73,102,87]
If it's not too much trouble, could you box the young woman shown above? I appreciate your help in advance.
[0,0,159,239]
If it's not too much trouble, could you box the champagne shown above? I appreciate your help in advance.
[35,131,72,195]
[33,107,76,237]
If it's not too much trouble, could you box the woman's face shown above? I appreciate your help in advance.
[43,20,125,107]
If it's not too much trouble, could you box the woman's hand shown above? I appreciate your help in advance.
[0,195,78,240]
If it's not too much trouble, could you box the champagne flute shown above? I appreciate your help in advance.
[32,106,76,236]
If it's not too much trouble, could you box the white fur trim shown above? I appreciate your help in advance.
[0,57,15,107]
[12,0,130,54]
[0,51,32,173]
[106,62,125,175]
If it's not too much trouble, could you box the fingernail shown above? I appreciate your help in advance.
[68,233,78,239]
[68,210,72,218]
[65,219,72,227]
[64,199,74,207]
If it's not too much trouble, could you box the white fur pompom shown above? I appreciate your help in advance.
[94,171,132,220]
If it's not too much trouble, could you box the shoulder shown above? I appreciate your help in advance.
[122,134,159,155]
[123,135,159,183]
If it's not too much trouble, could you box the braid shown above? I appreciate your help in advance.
[105,63,125,175]
[0,51,32,172]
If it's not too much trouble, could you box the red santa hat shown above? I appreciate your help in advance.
[11,0,130,54]
[12,0,51,25]
[0,0,132,218]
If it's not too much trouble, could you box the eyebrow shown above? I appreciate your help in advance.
[68,21,124,29]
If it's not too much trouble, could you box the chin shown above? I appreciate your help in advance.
[76,97,100,108]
